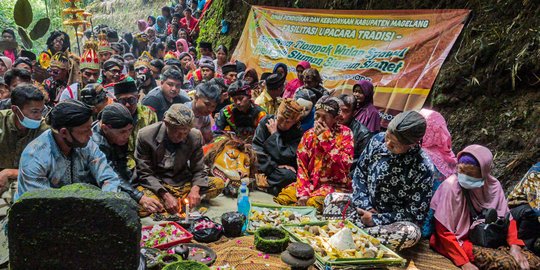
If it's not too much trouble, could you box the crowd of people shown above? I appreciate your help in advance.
[1,1,539,269]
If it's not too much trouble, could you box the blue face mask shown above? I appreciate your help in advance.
[15,106,42,129]
[458,173,484,189]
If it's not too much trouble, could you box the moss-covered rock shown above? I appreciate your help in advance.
[8,183,141,270]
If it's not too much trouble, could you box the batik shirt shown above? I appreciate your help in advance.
[296,124,354,198]
[508,162,540,214]
[352,132,434,226]
[15,130,142,201]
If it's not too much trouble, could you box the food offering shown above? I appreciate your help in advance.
[282,221,406,268]
[141,222,193,249]
[247,203,318,233]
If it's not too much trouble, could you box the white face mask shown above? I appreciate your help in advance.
[15,106,42,129]
[458,173,484,189]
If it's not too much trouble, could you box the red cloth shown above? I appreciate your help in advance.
[430,219,524,267]
[283,78,303,99]
[180,17,199,33]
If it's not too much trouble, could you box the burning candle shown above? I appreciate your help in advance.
[184,198,190,222]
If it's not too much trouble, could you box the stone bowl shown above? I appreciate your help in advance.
[254,227,290,254]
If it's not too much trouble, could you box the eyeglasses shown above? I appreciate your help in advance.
[117,96,138,105]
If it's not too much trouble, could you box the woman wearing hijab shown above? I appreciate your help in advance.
[154,16,167,35]
[273,62,288,78]
[175,39,189,56]
[283,61,311,98]
[147,16,156,27]
[337,111,433,251]
[353,80,381,133]
[431,145,539,270]
[137,20,148,33]
[419,108,458,237]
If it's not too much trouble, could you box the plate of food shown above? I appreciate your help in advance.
[282,220,406,268]
[247,203,318,233]
[141,222,193,249]
[168,243,217,266]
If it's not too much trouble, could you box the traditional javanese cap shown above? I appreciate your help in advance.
[228,80,251,97]
[265,74,286,91]
[315,96,343,117]
[199,41,212,50]
[387,111,427,145]
[199,60,215,71]
[49,52,69,70]
[278,98,303,119]
[103,58,122,71]
[164,103,194,127]
[80,40,100,71]
[135,51,153,69]
[97,31,114,54]
[99,103,133,129]
[221,63,237,75]
[114,80,138,95]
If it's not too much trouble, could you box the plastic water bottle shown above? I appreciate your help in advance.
[237,182,251,232]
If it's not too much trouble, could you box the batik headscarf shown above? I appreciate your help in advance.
[315,96,342,117]
[278,98,303,120]
[419,109,457,178]
[508,162,540,214]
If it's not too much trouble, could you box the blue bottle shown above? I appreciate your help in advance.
[237,182,251,232]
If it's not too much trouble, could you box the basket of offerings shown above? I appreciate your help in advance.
[281,220,406,268]
[247,203,318,233]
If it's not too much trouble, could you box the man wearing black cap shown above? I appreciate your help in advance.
[200,60,215,82]
[91,103,135,182]
[114,79,157,168]
[142,69,190,120]
[255,73,285,115]
[215,80,266,140]
[15,99,163,213]
[221,63,237,85]
[185,81,221,143]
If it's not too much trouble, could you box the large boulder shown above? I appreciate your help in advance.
[8,183,141,270]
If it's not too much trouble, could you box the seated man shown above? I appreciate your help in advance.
[274,96,354,212]
[255,74,285,115]
[215,80,266,140]
[0,68,33,110]
[185,82,220,144]
[142,69,190,120]
[253,99,304,196]
[347,111,433,251]
[0,85,48,194]
[91,103,135,183]
[337,94,372,172]
[16,100,161,214]
[113,80,158,169]
[135,104,224,216]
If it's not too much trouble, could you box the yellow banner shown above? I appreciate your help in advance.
[232,6,470,124]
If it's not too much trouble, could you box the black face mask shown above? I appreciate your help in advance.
[63,129,88,149]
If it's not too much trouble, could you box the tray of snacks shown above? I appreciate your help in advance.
[247,203,318,233]
[281,220,406,268]
[141,222,193,249]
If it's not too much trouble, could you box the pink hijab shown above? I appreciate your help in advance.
[419,109,457,178]
[430,145,510,243]
[176,39,189,53]
[283,61,311,98]
[137,20,148,32]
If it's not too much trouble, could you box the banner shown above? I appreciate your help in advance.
[232,6,470,124]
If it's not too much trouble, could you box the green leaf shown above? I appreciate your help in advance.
[29,18,50,40]
[13,0,33,28]
[17,27,32,49]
